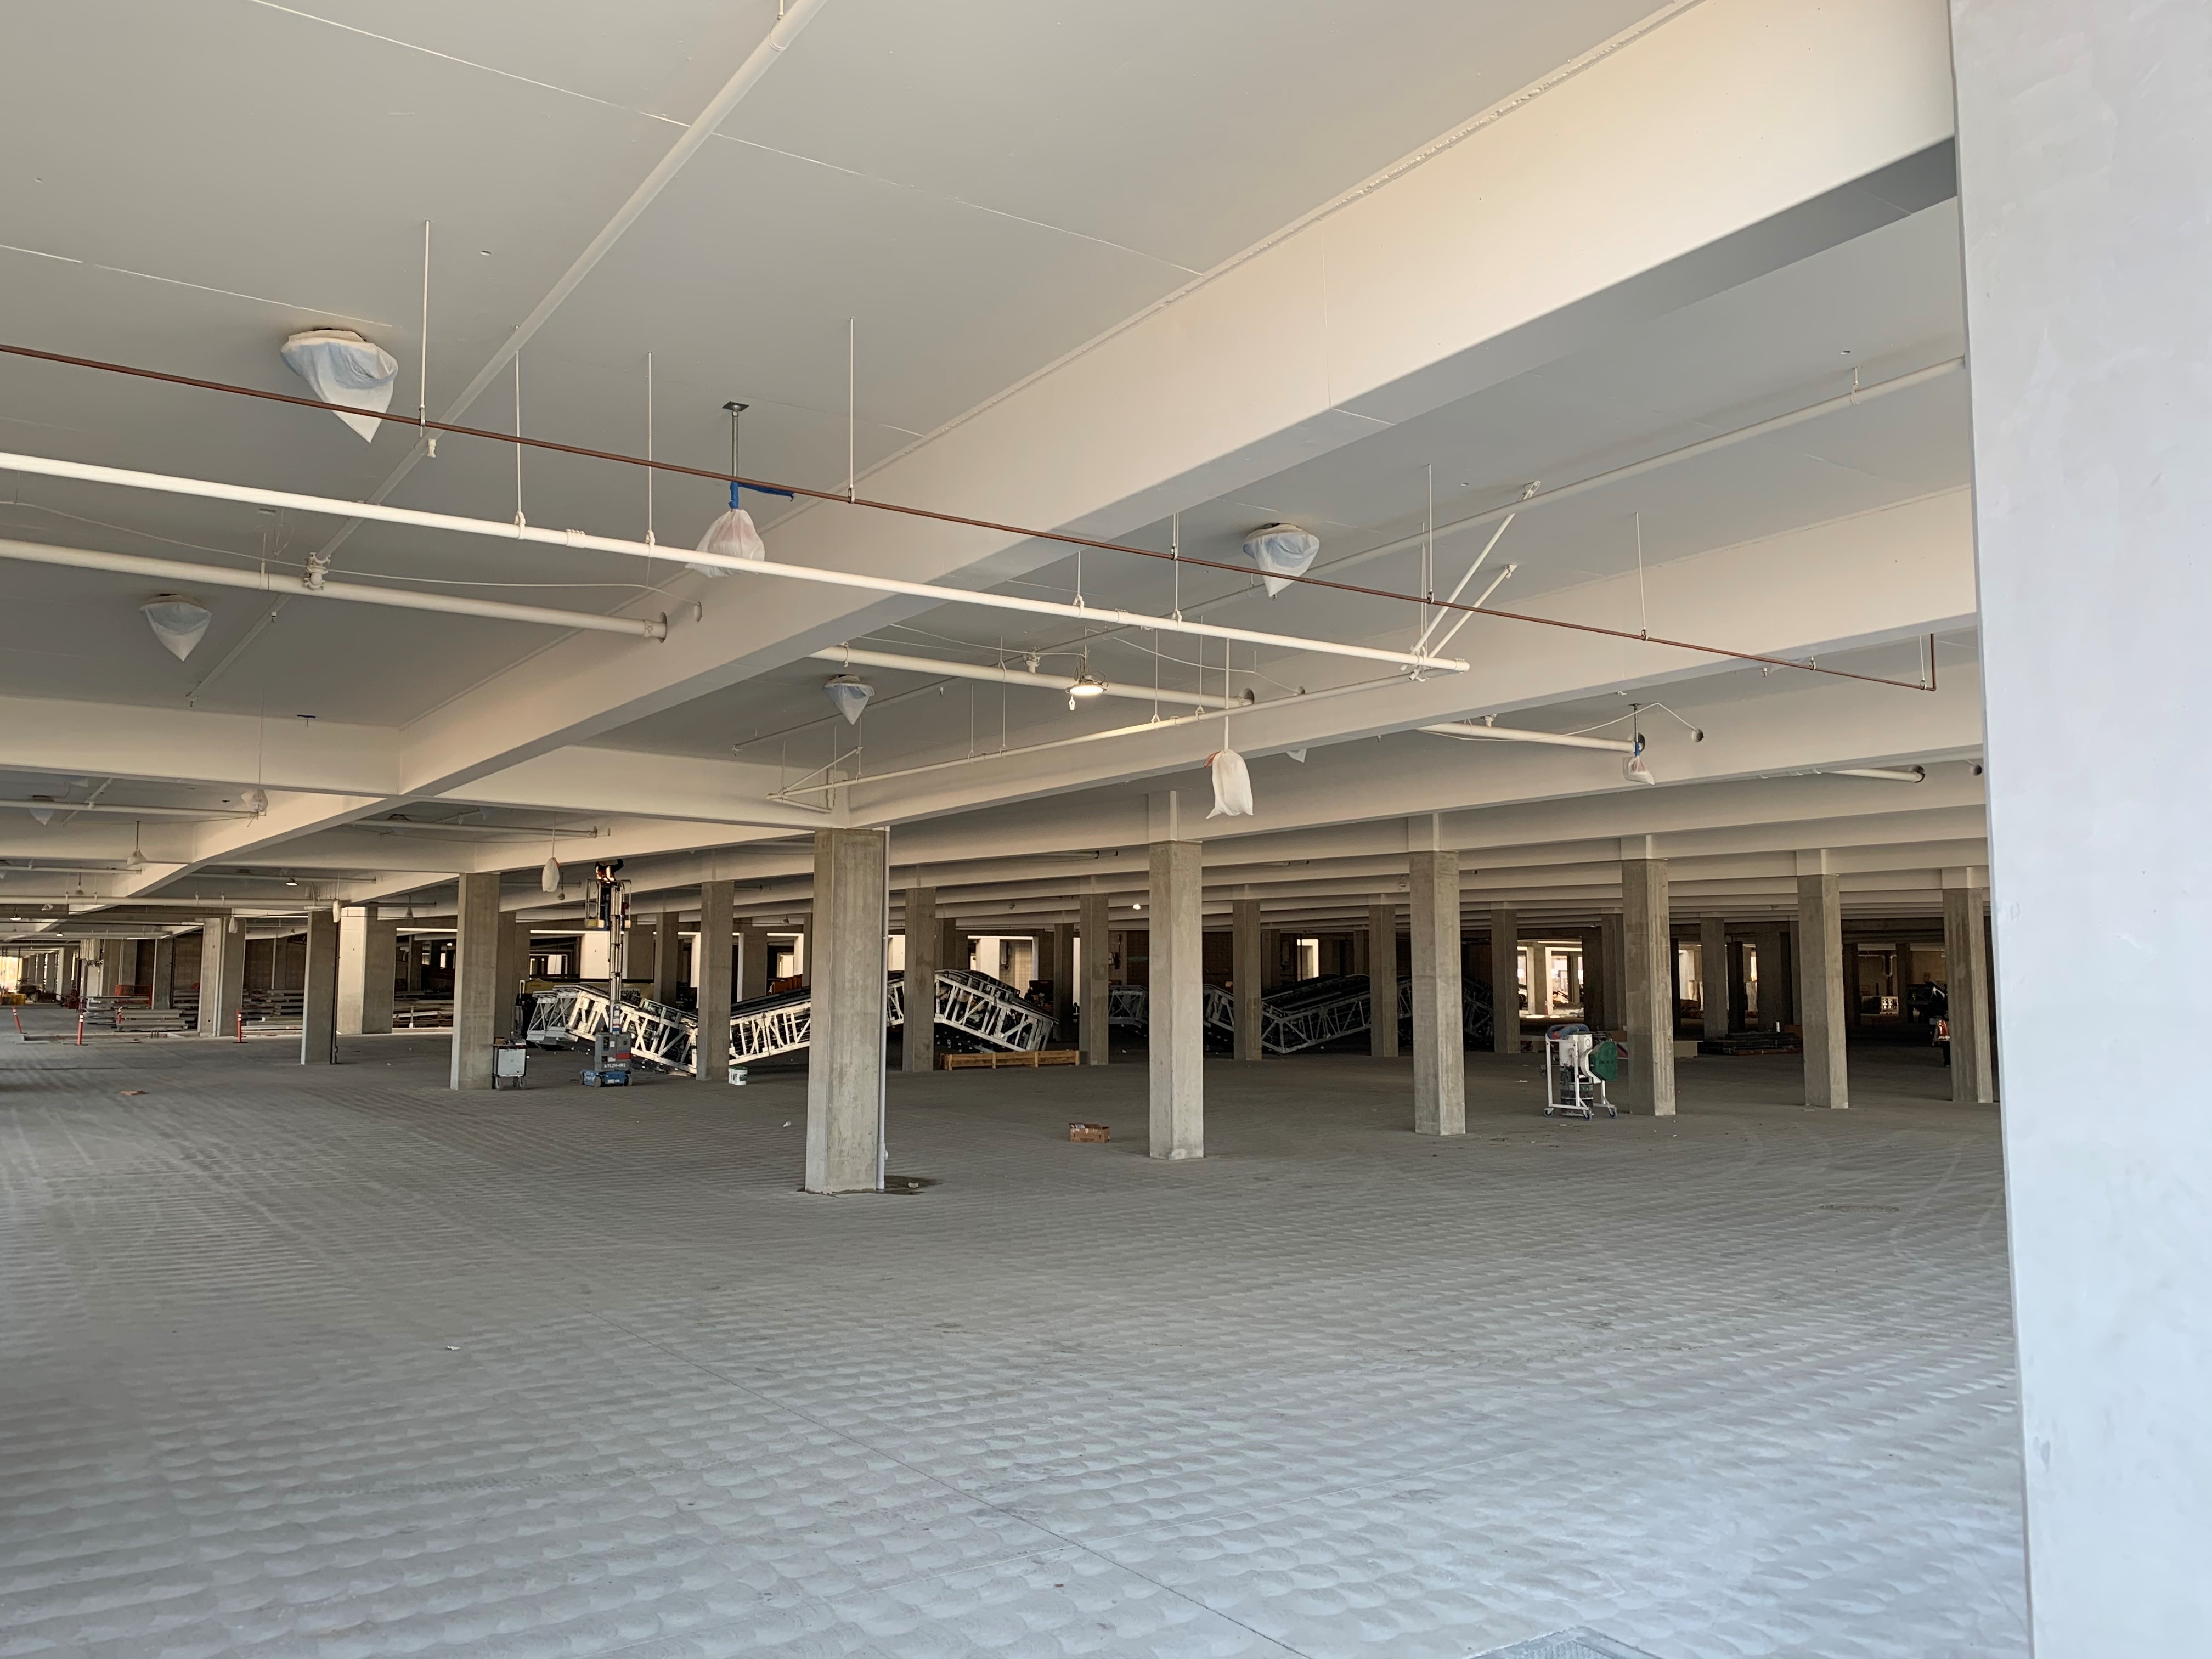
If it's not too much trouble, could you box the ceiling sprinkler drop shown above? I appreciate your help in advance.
[689,401,770,575]
[141,593,212,661]
[27,795,55,826]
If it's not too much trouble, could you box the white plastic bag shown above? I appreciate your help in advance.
[279,329,398,441]
[689,504,765,577]
[1208,746,1255,818]
[1240,523,1319,597]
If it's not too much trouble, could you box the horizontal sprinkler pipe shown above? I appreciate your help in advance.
[0,536,668,639]
[1830,765,1926,783]
[811,647,1237,710]
[0,797,259,820]
[0,343,1933,693]
[0,452,1460,675]
[775,673,1405,799]
[1418,721,1636,754]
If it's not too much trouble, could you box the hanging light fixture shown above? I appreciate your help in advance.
[125,822,145,871]
[27,795,55,826]
[823,674,873,724]
[689,401,769,575]
[1066,648,1106,710]
[541,857,562,895]
[140,593,212,662]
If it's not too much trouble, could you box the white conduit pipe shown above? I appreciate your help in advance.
[0,797,259,819]
[1419,720,1636,754]
[811,647,1237,710]
[0,536,668,639]
[0,451,1464,675]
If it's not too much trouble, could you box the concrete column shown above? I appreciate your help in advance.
[337,907,396,1036]
[1079,893,1110,1065]
[1951,10,2212,1632]
[1487,905,1518,1054]
[1408,851,1466,1135]
[1049,922,1075,1042]
[198,919,244,1036]
[149,936,174,1009]
[495,917,531,1041]
[804,829,888,1194]
[301,905,339,1065]
[1147,842,1204,1159]
[448,872,501,1090]
[651,913,683,1003]
[1795,867,1847,1109]
[1943,878,1995,1105]
[902,885,938,1073]
[697,882,735,1084]
[402,934,423,995]
[1232,898,1263,1062]
[628,917,656,991]
[735,920,766,1003]
[1260,929,1282,992]
[1367,901,1400,1057]
[1621,859,1675,1116]
[1599,912,1627,1036]
[1700,914,1730,1037]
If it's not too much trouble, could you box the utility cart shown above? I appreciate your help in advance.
[1543,1023,1618,1119]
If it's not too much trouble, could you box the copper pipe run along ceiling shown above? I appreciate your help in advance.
[0,340,1933,693]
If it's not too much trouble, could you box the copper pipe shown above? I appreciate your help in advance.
[0,339,1932,692]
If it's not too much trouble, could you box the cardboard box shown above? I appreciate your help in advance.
[1068,1122,1110,1142]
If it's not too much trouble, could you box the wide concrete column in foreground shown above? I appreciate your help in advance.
[1700,914,1730,1038]
[300,907,340,1065]
[697,882,735,1084]
[1488,905,1519,1054]
[1367,901,1399,1058]
[1232,898,1263,1062]
[337,906,396,1035]
[198,918,244,1036]
[1147,840,1204,1159]
[1407,850,1465,1136]
[448,873,502,1090]
[902,885,937,1073]
[1795,862,1847,1109]
[1942,872,1995,1105]
[1953,5,2209,1638]
[1078,892,1110,1065]
[1621,855,1675,1115]
[805,828,889,1194]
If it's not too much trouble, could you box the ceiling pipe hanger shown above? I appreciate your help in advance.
[808,646,1238,710]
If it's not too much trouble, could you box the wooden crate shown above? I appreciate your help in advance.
[940,1049,1081,1071]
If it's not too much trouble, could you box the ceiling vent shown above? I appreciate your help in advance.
[1240,523,1320,597]
[140,592,212,661]
[280,329,399,441]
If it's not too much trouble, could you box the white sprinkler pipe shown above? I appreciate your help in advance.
[811,647,1238,710]
[0,452,1466,676]
[0,537,667,639]
[1419,720,1636,754]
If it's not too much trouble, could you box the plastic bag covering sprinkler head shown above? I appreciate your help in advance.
[1240,524,1320,597]
[1623,732,1656,787]
[689,482,766,576]
[1208,747,1255,818]
[279,330,399,442]
[541,856,562,895]
[823,675,873,725]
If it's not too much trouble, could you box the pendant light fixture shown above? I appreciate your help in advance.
[140,593,212,661]
[1066,649,1106,710]
[823,674,873,724]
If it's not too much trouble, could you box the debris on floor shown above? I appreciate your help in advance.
[1069,1121,1110,1142]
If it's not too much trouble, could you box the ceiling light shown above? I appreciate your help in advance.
[823,675,873,724]
[280,329,399,441]
[27,795,54,826]
[1240,523,1321,597]
[140,593,212,662]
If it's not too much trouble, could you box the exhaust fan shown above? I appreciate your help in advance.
[280,329,399,441]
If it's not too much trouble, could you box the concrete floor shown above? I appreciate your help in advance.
[2,1012,2027,1658]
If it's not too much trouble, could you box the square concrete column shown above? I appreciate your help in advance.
[301,905,339,1065]
[1700,915,1730,1037]
[1049,922,1075,1042]
[1407,851,1466,1135]
[804,829,888,1194]
[1368,902,1400,1057]
[337,906,396,1036]
[496,917,532,1039]
[1487,905,1518,1054]
[1232,898,1263,1062]
[1795,867,1847,1109]
[198,919,244,1036]
[650,913,683,1003]
[1621,858,1675,1116]
[697,882,735,1083]
[448,872,502,1090]
[1079,893,1110,1065]
[402,935,423,995]
[1148,841,1204,1159]
[149,936,174,1009]
[1943,877,1995,1105]
[1599,912,1627,1036]
[902,885,937,1073]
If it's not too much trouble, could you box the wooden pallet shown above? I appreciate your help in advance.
[940,1048,1080,1071]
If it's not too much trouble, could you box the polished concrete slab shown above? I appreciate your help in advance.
[1,1013,2027,1658]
